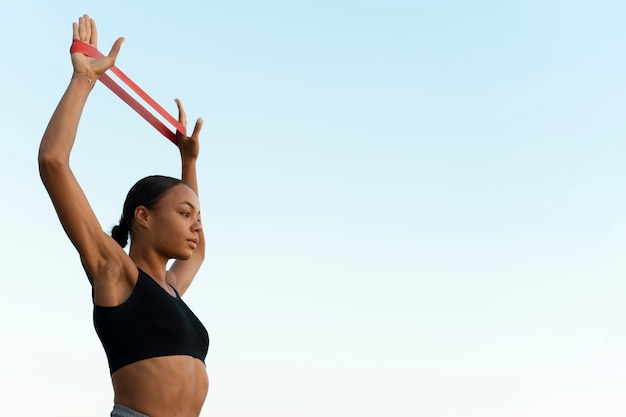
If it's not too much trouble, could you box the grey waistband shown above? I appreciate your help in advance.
[111,404,150,417]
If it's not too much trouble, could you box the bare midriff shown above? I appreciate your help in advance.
[111,355,208,417]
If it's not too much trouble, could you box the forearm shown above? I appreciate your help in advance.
[39,74,95,163]
[181,158,199,195]
[182,157,205,256]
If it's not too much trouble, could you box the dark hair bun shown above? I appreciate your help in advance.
[111,224,129,248]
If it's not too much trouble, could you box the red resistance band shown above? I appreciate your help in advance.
[70,39,186,145]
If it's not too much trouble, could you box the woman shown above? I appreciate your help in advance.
[38,14,209,417]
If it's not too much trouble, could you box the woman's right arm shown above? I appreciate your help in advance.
[38,15,126,279]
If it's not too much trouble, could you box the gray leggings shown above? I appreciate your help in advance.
[110,404,150,417]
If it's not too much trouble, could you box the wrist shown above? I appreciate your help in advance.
[181,155,199,164]
[71,71,97,87]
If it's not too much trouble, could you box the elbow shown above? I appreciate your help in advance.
[38,148,68,180]
[38,133,70,169]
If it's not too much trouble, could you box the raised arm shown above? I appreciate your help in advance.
[38,15,128,279]
[167,99,205,295]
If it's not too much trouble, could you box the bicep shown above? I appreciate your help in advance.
[40,160,121,274]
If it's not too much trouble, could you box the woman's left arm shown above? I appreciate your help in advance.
[168,99,205,295]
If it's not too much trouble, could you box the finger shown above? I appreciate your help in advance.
[72,22,79,40]
[91,17,98,47]
[78,16,86,40]
[176,99,188,127]
[84,14,92,43]
[191,118,204,139]
[107,37,125,62]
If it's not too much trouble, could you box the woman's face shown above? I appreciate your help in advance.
[145,184,202,260]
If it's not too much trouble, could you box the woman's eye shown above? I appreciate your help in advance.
[181,212,190,217]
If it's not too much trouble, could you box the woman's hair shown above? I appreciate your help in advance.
[111,175,185,248]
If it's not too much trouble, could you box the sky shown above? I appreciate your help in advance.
[2,0,626,416]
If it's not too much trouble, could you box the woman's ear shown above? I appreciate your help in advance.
[134,205,150,229]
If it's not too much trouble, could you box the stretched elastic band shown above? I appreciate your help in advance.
[70,39,186,145]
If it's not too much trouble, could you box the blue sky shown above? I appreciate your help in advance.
[2,1,626,416]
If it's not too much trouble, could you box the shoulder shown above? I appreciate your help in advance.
[87,251,139,307]
[83,242,136,281]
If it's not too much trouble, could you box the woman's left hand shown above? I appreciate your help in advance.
[175,98,203,161]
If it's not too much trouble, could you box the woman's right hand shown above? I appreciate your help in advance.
[71,14,124,79]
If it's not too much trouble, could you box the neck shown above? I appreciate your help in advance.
[129,243,169,283]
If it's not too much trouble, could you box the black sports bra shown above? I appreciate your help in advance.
[93,268,209,374]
